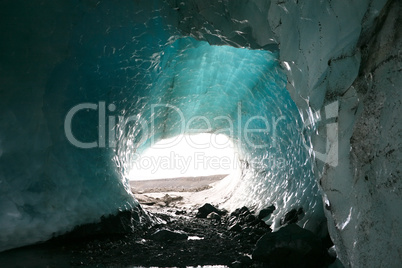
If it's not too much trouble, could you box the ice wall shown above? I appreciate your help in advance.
[0,0,176,251]
[268,1,401,267]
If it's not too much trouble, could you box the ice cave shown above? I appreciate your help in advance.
[0,0,400,267]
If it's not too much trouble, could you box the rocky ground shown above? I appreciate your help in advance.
[67,207,272,267]
[0,198,336,267]
[0,177,336,268]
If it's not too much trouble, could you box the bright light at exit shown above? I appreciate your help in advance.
[128,133,240,180]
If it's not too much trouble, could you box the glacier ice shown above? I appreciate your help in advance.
[117,36,324,233]
[0,0,401,267]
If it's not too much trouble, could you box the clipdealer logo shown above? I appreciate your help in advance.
[63,101,339,167]
[63,102,286,150]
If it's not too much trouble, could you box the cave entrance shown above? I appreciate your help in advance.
[128,133,242,211]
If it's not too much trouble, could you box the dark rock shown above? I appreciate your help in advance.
[230,206,258,226]
[150,229,188,241]
[242,227,252,233]
[233,233,242,241]
[250,218,262,226]
[244,214,256,223]
[322,232,334,249]
[230,208,241,217]
[228,223,242,232]
[255,219,272,230]
[231,255,253,268]
[220,208,229,215]
[231,260,242,268]
[253,227,268,236]
[51,207,151,242]
[196,203,224,218]
[238,255,253,265]
[175,210,186,215]
[258,205,276,220]
[207,212,221,220]
[252,224,331,267]
[227,215,238,225]
[231,206,250,217]
[327,246,337,263]
[239,206,251,216]
[280,207,304,225]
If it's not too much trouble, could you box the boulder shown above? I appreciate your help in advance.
[231,206,250,217]
[252,224,330,267]
[228,222,242,232]
[258,205,276,220]
[196,203,225,218]
[207,212,221,220]
[280,207,304,225]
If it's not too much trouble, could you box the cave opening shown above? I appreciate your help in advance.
[127,133,243,211]
[128,133,240,181]
[112,36,323,232]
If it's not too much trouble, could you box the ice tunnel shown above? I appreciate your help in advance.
[0,0,401,267]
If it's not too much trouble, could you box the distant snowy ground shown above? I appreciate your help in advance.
[130,174,228,193]
[131,174,241,213]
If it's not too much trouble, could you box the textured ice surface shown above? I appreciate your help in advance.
[1,1,401,267]
[0,0,173,251]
